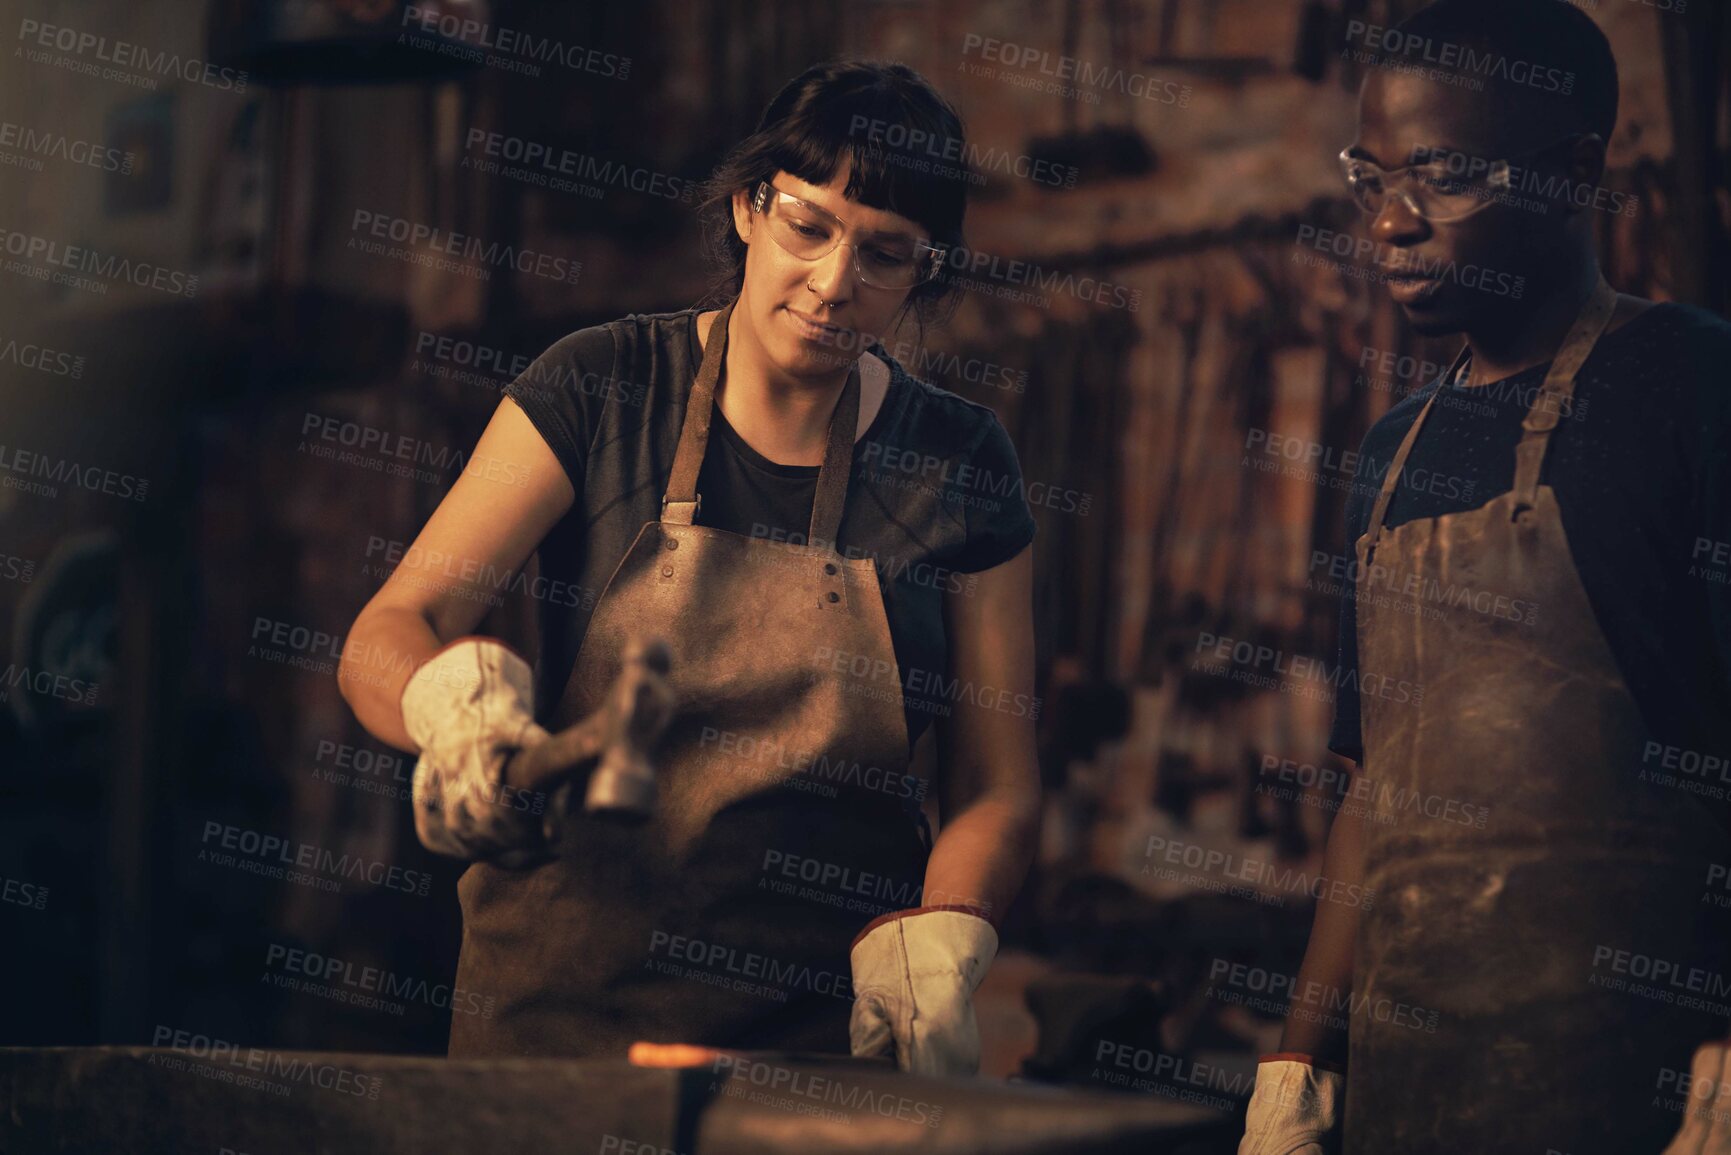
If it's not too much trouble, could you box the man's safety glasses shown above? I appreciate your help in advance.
[1338,137,1583,224]
[750,181,947,290]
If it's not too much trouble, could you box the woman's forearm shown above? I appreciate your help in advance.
[921,788,1040,923]
[338,605,446,753]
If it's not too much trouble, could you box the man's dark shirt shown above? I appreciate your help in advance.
[1331,303,1731,784]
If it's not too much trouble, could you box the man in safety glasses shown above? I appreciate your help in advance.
[1239,2,1731,1152]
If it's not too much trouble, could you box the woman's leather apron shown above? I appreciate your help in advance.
[449,299,931,1058]
[1345,279,1730,1153]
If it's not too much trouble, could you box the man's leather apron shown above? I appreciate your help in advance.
[1346,280,1730,1153]
[449,299,930,1058]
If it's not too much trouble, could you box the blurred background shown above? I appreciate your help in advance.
[0,0,1725,1119]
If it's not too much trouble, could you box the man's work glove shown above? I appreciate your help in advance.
[1664,1037,1731,1154]
[400,636,558,866]
[1238,1055,1344,1155]
[849,906,997,1077]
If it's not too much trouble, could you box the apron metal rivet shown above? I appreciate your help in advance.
[665,539,679,551]
[824,562,838,575]
[827,591,840,603]
[661,566,674,578]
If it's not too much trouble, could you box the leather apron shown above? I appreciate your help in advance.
[449,299,931,1058]
[1346,280,1730,1154]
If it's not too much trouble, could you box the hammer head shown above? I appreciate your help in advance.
[583,635,674,822]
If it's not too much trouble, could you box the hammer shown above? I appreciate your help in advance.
[503,636,674,822]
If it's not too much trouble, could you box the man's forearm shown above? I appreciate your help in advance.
[1278,794,1367,1064]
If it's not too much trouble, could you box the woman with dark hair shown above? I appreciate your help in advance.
[338,61,1041,1073]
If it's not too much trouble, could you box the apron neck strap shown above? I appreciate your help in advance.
[1509,276,1617,513]
[662,298,861,549]
[1363,345,1468,546]
[1362,276,1617,543]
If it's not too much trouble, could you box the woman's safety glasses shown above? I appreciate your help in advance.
[750,181,947,290]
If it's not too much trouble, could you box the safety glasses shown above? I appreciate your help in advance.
[1339,136,1584,223]
[749,181,947,290]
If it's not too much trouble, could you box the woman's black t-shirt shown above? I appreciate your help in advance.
[503,308,1038,750]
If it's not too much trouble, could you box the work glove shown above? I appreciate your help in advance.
[1664,1037,1731,1154]
[849,906,997,1077]
[1238,1055,1343,1155]
[400,636,558,866]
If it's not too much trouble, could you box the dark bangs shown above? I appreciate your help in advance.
[696,60,972,325]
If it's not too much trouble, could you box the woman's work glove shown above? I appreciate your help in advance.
[1664,1037,1731,1154]
[400,636,559,867]
[1238,1055,1344,1155]
[849,906,998,1077]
